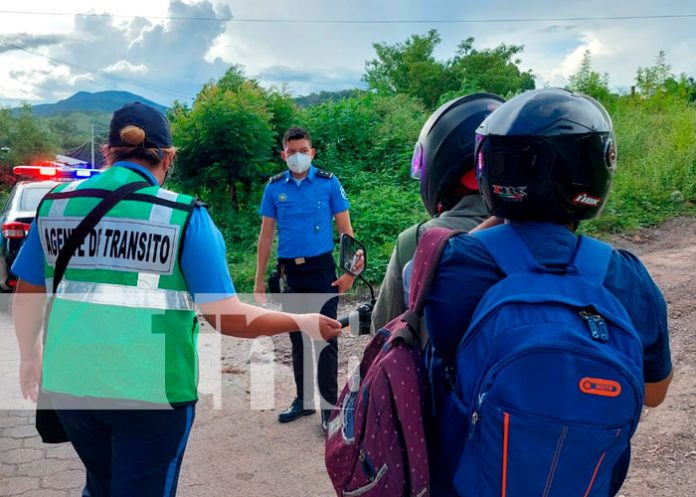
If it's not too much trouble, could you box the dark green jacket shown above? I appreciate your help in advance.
[370,195,489,333]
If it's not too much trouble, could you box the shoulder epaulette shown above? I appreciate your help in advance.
[268,172,286,183]
[315,168,334,179]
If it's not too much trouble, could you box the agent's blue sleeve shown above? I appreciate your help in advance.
[259,184,277,218]
[181,206,236,304]
[11,222,46,286]
[330,176,350,214]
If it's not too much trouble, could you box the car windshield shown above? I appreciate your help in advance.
[19,185,54,212]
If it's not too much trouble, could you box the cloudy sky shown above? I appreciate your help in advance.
[1,0,695,107]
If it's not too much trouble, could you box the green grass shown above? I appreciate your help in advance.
[582,95,696,235]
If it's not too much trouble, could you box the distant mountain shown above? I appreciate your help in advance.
[25,91,168,117]
[294,89,360,108]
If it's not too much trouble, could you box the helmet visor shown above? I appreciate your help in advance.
[410,142,424,180]
[478,137,545,179]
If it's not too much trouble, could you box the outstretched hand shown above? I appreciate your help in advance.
[296,313,342,341]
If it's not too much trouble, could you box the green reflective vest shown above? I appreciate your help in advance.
[36,165,199,404]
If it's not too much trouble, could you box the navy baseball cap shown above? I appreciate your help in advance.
[108,102,172,149]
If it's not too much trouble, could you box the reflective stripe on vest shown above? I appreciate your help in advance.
[49,279,195,310]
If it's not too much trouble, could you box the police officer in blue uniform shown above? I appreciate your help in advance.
[254,126,355,427]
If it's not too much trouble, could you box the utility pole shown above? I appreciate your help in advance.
[91,124,95,169]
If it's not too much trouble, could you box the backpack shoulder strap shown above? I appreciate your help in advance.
[572,235,614,285]
[408,227,463,312]
[471,224,538,275]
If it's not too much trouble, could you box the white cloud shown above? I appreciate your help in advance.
[547,33,607,87]
[0,0,230,105]
[103,60,149,74]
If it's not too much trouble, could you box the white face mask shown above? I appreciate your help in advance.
[286,152,312,174]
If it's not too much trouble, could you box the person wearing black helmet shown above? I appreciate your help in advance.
[423,88,673,496]
[370,93,504,333]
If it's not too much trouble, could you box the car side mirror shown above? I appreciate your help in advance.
[339,234,367,277]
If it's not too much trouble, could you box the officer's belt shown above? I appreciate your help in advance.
[278,251,334,269]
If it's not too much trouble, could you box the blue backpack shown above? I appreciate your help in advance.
[446,224,644,497]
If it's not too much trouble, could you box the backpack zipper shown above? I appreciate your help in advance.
[580,310,609,342]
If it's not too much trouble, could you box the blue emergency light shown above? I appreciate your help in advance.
[13,165,101,182]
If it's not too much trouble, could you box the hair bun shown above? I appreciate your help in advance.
[119,125,146,146]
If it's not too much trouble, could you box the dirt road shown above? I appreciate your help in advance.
[1,217,694,497]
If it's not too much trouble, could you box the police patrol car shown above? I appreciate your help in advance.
[0,165,100,296]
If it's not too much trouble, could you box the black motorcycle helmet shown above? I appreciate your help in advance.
[475,88,617,222]
[411,93,505,216]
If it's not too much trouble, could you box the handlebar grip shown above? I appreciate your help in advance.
[338,303,375,331]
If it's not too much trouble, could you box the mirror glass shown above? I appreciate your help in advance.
[339,234,367,277]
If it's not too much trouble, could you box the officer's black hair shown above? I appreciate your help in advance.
[282,126,312,147]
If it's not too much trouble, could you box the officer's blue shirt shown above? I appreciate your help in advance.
[12,162,236,304]
[422,221,672,383]
[259,165,350,259]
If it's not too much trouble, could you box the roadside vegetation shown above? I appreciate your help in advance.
[1,34,695,291]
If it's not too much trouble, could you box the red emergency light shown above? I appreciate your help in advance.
[13,165,101,182]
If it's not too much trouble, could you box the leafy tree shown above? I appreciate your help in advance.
[567,50,611,102]
[363,31,534,109]
[0,105,56,188]
[365,94,427,178]
[169,67,289,210]
[635,50,673,97]
[301,92,426,183]
[451,38,536,97]
[266,88,300,155]
[435,80,481,108]
[363,30,453,109]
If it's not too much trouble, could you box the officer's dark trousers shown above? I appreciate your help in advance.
[279,253,338,410]
[53,401,195,497]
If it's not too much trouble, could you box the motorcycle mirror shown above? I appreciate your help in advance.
[339,234,367,277]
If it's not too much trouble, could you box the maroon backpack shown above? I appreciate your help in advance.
[325,228,458,497]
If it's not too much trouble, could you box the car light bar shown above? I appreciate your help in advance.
[13,165,101,182]
[2,221,31,239]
